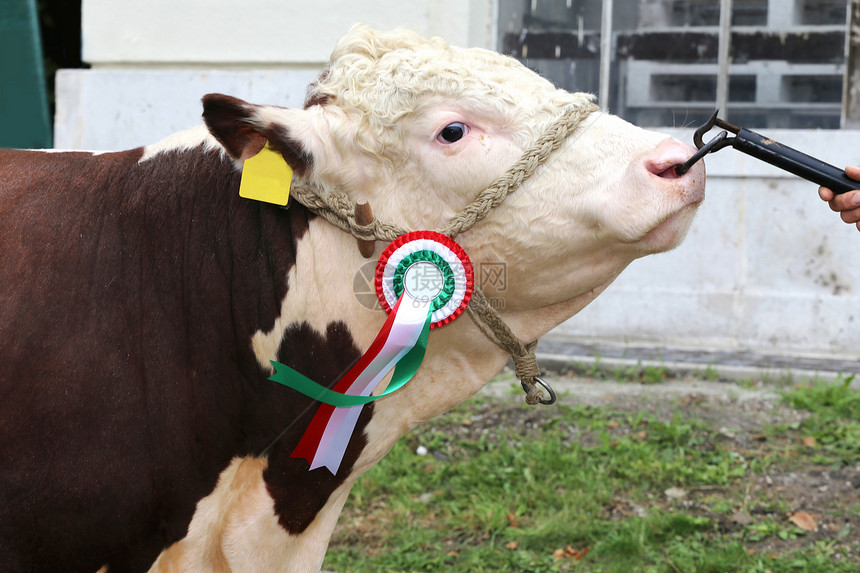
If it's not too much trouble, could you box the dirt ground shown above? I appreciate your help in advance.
[325,371,860,572]
[475,372,860,558]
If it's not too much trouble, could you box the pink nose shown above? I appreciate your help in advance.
[643,139,700,180]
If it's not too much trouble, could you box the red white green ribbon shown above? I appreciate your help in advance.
[268,231,473,474]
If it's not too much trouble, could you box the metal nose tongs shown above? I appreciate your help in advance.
[675,110,855,194]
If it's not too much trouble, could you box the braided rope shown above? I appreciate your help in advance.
[287,103,597,404]
[466,288,545,404]
[288,103,597,242]
[289,185,407,241]
[438,103,597,238]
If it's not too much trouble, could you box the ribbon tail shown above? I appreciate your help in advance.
[308,299,432,474]
[382,313,431,395]
[290,404,335,465]
[270,290,435,475]
[269,362,382,408]
[269,296,402,408]
[309,308,432,474]
[308,403,363,474]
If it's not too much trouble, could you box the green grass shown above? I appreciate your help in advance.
[324,375,860,572]
[777,375,860,467]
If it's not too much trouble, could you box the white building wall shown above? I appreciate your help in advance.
[57,0,497,150]
[80,0,496,66]
[54,69,320,150]
[54,0,859,363]
[559,132,860,361]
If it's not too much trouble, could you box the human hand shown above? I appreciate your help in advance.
[819,165,860,231]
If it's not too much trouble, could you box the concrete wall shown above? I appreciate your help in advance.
[54,69,319,150]
[80,0,496,66]
[54,1,859,364]
[557,129,860,361]
[57,0,497,150]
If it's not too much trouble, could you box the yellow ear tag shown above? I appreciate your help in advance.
[239,144,292,206]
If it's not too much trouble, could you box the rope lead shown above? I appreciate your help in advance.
[286,103,598,405]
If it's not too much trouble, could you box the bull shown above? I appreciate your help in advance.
[0,26,704,572]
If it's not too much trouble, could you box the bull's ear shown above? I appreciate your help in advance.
[202,93,313,177]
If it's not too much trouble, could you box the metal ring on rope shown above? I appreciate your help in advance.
[520,376,556,405]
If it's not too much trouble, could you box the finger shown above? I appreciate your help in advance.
[819,186,835,202]
[840,207,860,224]
[845,165,860,181]
[831,190,860,212]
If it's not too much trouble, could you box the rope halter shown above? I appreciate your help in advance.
[287,101,599,405]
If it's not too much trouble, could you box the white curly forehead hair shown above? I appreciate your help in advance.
[304,25,593,152]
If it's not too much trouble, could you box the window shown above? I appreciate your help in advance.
[499,0,850,129]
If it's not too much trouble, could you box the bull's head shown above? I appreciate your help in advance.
[202,24,704,425]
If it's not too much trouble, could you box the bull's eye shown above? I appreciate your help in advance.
[437,122,468,144]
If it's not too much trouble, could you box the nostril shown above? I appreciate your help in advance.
[645,140,699,180]
[646,159,684,180]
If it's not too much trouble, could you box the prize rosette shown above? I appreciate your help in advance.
[375,230,473,328]
[268,230,473,474]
